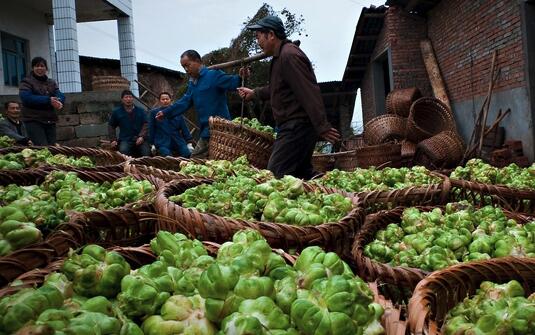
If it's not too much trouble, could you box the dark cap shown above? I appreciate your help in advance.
[247,15,286,38]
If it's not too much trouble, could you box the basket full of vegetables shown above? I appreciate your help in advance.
[155,175,363,253]
[0,229,401,334]
[352,202,535,298]
[208,116,275,169]
[408,257,535,334]
[0,145,129,172]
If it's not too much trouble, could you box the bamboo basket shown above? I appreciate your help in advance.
[208,117,275,169]
[414,131,465,169]
[363,114,407,145]
[407,97,456,143]
[335,144,403,171]
[91,75,130,91]
[408,257,535,335]
[386,88,422,117]
[155,178,363,254]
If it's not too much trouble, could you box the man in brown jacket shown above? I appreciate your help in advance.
[238,15,340,179]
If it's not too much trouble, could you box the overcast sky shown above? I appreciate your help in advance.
[77,0,385,129]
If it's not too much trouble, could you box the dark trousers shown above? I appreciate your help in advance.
[119,140,151,157]
[157,137,191,158]
[268,119,318,180]
[24,121,56,145]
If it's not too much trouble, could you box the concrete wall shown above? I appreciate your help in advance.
[0,2,51,95]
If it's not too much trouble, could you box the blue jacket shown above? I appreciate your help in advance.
[108,105,148,142]
[148,108,192,147]
[160,67,241,138]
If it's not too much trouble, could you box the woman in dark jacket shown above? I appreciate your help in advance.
[19,56,65,145]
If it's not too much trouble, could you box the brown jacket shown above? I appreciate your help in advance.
[254,40,331,134]
[19,72,64,123]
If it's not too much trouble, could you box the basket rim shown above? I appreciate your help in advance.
[209,116,276,144]
[363,114,408,145]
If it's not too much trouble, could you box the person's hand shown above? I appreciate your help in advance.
[320,128,341,144]
[239,67,251,78]
[237,87,255,101]
[155,111,164,121]
[136,137,144,145]
[111,140,118,149]
[50,97,63,110]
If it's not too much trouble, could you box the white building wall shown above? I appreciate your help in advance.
[0,2,51,95]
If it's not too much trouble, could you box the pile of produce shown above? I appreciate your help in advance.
[170,175,353,225]
[0,136,15,148]
[1,230,385,335]
[0,171,154,255]
[233,117,276,137]
[178,155,272,181]
[364,202,535,271]
[314,166,442,193]
[452,158,535,190]
[442,280,535,334]
[0,148,94,170]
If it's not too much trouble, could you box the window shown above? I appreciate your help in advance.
[1,32,28,87]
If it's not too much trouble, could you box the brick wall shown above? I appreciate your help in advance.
[361,7,431,123]
[427,0,525,102]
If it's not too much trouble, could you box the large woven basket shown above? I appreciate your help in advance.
[124,156,205,182]
[351,205,532,300]
[408,257,535,335]
[0,242,404,335]
[155,178,363,253]
[342,135,365,150]
[311,153,336,173]
[386,88,422,117]
[407,97,456,143]
[446,176,535,215]
[363,114,407,145]
[414,131,464,169]
[208,117,275,169]
[91,75,130,91]
[0,145,129,172]
[336,143,403,171]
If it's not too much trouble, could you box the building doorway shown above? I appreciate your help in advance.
[372,48,392,116]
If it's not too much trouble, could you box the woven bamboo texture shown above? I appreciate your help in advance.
[91,75,130,91]
[311,153,336,173]
[408,257,535,335]
[407,97,456,143]
[0,243,403,335]
[342,135,365,150]
[386,88,422,117]
[414,131,464,169]
[208,117,275,169]
[124,156,205,182]
[0,145,128,172]
[155,178,363,253]
[351,205,533,299]
[336,144,403,171]
[447,175,535,215]
[363,115,407,145]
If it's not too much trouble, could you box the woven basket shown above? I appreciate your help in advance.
[446,176,535,215]
[0,145,129,172]
[407,97,456,143]
[208,117,275,169]
[311,153,336,173]
[91,75,130,91]
[414,131,464,169]
[386,88,422,117]
[342,135,365,150]
[336,144,403,171]
[408,257,535,335]
[363,115,407,145]
[351,205,532,300]
[124,156,205,182]
[155,178,363,253]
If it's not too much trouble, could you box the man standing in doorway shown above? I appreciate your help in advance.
[238,15,340,179]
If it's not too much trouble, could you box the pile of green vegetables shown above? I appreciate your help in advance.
[170,175,353,225]
[1,230,385,335]
[0,171,154,255]
[178,155,272,181]
[442,280,535,334]
[452,158,535,190]
[364,202,535,271]
[314,166,442,193]
[233,117,276,137]
[0,148,94,170]
[0,136,15,148]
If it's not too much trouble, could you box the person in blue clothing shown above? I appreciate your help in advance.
[19,56,65,145]
[149,92,193,157]
[108,90,151,157]
[155,49,248,157]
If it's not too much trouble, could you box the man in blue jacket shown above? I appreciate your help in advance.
[156,50,247,157]
[149,92,193,157]
[108,90,150,157]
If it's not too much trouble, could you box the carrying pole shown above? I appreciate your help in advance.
[207,52,268,70]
